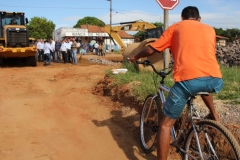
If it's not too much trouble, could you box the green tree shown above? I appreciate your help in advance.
[26,17,55,39]
[214,27,225,36]
[134,31,145,42]
[153,22,164,28]
[214,27,240,42]
[73,16,105,28]
[226,28,240,41]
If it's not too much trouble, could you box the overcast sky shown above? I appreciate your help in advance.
[1,0,240,30]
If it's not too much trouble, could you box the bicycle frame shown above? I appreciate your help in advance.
[156,83,180,143]
[155,83,216,160]
[151,82,181,142]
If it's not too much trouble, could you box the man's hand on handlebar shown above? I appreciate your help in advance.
[128,56,138,63]
[127,46,156,63]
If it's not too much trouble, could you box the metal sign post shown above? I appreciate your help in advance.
[163,10,170,68]
[156,0,179,68]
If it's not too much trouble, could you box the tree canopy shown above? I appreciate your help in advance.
[214,27,240,42]
[73,16,105,28]
[153,22,164,28]
[26,17,56,40]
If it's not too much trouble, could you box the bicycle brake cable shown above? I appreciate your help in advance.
[152,70,159,90]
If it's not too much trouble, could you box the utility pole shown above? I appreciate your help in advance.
[107,0,112,53]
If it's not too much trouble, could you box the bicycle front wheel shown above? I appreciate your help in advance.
[184,120,240,160]
[140,94,162,154]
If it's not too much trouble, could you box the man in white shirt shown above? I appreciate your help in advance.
[37,39,44,62]
[50,38,55,62]
[94,42,99,55]
[60,39,67,63]
[43,40,53,66]
[66,38,73,63]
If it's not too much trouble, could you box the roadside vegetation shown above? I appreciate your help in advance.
[218,65,240,104]
[106,62,174,103]
[106,62,240,104]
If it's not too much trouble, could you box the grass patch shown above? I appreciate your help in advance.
[107,62,174,103]
[106,62,240,104]
[216,65,240,104]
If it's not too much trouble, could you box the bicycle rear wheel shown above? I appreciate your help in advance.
[140,94,162,153]
[184,120,240,160]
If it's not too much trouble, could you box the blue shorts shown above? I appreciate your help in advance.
[163,77,224,119]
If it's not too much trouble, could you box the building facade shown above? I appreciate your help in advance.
[52,25,134,51]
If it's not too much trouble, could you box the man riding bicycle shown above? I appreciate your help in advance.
[129,6,223,160]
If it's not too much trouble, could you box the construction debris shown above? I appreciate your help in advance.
[216,39,240,66]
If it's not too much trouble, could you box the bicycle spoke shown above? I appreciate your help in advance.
[184,120,240,160]
[140,95,161,153]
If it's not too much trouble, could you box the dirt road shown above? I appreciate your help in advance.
[0,54,159,160]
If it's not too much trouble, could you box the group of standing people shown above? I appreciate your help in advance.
[36,38,81,66]
[59,38,79,65]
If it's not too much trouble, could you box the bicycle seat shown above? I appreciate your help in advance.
[195,92,209,96]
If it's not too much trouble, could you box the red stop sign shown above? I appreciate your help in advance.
[156,0,179,10]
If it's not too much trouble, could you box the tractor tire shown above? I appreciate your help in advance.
[27,56,37,67]
[0,57,3,66]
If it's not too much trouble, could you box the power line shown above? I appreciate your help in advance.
[2,5,161,16]
[1,5,108,10]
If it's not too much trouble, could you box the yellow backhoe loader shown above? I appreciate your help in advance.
[0,11,37,66]
[104,20,166,69]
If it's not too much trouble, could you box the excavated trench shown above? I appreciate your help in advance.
[92,73,240,151]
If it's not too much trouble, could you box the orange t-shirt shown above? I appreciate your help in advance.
[151,20,222,82]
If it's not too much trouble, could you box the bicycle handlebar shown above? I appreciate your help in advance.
[136,60,173,78]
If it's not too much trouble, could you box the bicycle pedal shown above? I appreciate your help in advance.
[172,141,181,147]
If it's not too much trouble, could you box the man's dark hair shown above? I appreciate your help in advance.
[181,6,200,20]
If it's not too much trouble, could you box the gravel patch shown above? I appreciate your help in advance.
[88,57,121,66]
[194,100,240,125]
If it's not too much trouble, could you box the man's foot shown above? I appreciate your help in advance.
[205,113,220,122]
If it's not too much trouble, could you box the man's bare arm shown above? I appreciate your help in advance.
[129,46,157,62]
